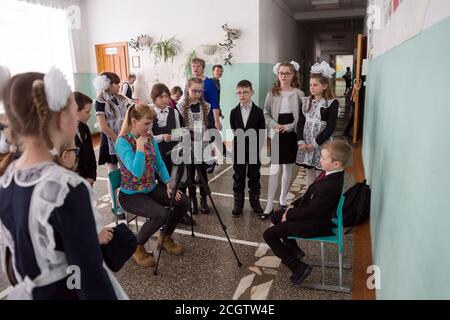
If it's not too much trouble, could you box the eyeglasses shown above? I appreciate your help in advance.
[236,91,252,96]
[278,72,293,77]
[66,147,80,157]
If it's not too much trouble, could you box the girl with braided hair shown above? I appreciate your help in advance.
[176,78,212,215]
[0,67,126,300]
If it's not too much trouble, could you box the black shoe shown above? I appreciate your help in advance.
[200,197,210,214]
[232,206,243,216]
[290,263,312,285]
[180,213,196,226]
[279,205,288,212]
[206,162,216,174]
[258,210,273,221]
[249,192,264,215]
[190,198,199,215]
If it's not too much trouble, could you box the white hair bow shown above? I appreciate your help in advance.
[290,61,300,72]
[273,63,282,75]
[93,74,111,92]
[311,61,336,79]
[44,67,72,112]
[273,61,301,75]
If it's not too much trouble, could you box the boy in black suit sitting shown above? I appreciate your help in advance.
[74,92,97,186]
[263,140,352,285]
[230,80,266,216]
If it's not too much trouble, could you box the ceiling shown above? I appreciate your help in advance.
[281,0,367,12]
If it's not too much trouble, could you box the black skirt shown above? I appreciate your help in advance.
[275,113,297,164]
[98,133,118,165]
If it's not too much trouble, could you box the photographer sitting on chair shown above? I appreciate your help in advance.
[115,103,190,268]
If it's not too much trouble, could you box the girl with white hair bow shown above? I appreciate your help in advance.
[296,61,339,186]
[261,61,305,220]
[0,66,127,300]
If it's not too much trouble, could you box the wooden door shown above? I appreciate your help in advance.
[95,42,130,81]
[353,34,367,144]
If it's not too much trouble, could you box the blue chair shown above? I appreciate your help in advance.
[108,169,140,232]
[288,195,350,293]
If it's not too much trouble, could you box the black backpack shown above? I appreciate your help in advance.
[343,180,371,233]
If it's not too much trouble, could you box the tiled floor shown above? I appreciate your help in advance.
[0,82,356,300]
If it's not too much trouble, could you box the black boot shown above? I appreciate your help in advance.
[284,239,305,260]
[282,255,312,285]
[200,197,210,214]
[232,192,245,216]
[249,191,264,215]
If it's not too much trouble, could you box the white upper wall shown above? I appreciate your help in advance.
[259,0,309,64]
[74,0,259,69]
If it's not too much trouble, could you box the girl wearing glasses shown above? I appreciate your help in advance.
[176,78,212,215]
[261,62,305,220]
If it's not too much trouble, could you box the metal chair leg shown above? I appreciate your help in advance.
[135,215,139,233]
[320,242,326,286]
[125,212,130,228]
[339,252,343,288]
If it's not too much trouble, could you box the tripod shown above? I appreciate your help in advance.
[153,145,243,276]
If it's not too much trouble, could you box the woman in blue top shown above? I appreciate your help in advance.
[115,103,189,268]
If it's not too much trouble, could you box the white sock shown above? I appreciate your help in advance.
[279,164,293,206]
[264,164,280,214]
[306,168,319,187]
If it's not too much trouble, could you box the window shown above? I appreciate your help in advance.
[0,0,74,87]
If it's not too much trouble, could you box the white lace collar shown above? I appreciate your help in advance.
[0,161,66,188]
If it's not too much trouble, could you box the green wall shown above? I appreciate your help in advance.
[363,17,450,299]
[74,72,99,133]
[75,63,277,138]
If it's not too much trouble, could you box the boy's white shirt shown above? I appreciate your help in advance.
[325,168,344,176]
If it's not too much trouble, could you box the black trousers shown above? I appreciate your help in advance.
[263,210,302,260]
[119,184,190,245]
[232,163,261,195]
[187,164,208,199]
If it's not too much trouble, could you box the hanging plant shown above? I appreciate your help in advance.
[150,35,183,65]
[184,50,198,80]
[128,34,152,52]
[200,44,219,56]
[218,23,240,66]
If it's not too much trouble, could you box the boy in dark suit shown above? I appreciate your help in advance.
[74,92,97,186]
[263,140,352,285]
[230,80,266,216]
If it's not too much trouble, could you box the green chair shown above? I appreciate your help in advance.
[288,195,350,293]
[108,169,140,232]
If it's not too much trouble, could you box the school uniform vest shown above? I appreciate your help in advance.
[118,134,157,193]
[123,82,133,99]
[152,108,178,157]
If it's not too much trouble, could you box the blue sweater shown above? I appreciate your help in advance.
[115,135,170,194]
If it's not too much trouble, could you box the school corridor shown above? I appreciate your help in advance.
[0,0,450,302]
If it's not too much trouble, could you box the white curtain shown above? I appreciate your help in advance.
[0,0,75,87]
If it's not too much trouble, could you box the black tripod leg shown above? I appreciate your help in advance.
[154,170,183,276]
[195,165,242,267]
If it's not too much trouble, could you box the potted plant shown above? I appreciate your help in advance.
[218,23,240,66]
[150,35,183,65]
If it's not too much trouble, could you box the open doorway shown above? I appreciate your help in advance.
[335,55,354,97]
